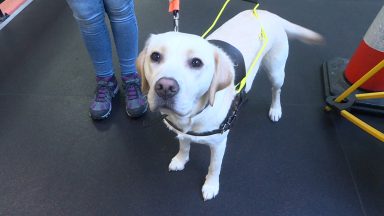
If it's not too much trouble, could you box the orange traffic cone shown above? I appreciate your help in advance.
[322,6,384,114]
[344,6,384,92]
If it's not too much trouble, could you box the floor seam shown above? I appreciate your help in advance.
[331,115,369,216]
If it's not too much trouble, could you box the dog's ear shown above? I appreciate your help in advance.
[136,47,149,94]
[137,35,155,95]
[208,50,233,106]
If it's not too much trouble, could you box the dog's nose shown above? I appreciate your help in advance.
[155,77,179,99]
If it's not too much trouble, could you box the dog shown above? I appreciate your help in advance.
[137,10,324,200]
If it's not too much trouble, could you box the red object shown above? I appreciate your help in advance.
[0,0,27,15]
[345,40,384,91]
[168,0,180,12]
[344,6,384,92]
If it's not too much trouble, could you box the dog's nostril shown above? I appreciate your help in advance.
[156,84,163,90]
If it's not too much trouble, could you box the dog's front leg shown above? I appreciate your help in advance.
[169,137,191,171]
[202,138,227,201]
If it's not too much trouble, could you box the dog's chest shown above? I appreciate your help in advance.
[164,113,229,145]
[177,132,228,146]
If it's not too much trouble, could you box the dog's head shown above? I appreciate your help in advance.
[137,32,234,117]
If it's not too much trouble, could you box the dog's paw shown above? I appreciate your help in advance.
[269,107,282,122]
[202,179,219,201]
[168,156,189,171]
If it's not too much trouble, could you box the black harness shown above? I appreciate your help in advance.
[209,40,247,85]
[164,40,247,136]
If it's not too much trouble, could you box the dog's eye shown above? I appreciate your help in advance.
[150,52,162,63]
[190,58,203,68]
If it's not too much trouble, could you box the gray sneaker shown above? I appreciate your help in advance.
[89,76,119,120]
[122,73,148,118]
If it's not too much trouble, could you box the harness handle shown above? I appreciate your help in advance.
[169,0,180,32]
[168,0,180,12]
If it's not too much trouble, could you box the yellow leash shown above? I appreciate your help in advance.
[201,0,231,39]
[201,1,269,93]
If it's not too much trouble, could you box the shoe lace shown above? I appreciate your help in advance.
[125,80,140,100]
[95,81,112,102]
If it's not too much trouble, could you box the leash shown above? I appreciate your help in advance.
[168,0,268,92]
[201,1,269,93]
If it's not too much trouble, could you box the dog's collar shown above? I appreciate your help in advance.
[163,89,247,136]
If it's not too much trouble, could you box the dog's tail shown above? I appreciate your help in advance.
[279,17,325,45]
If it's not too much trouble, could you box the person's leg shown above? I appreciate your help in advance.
[66,0,115,78]
[104,0,147,117]
[66,0,118,120]
[104,0,138,76]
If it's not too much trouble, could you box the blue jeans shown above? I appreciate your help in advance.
[66,0,138,77]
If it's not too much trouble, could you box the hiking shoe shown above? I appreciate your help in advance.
[89,75,119,120]
[122,73,148,118]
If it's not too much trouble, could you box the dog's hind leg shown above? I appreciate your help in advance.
[169,137,191,171]
[262,36,289,122]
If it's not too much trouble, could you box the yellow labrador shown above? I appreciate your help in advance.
[137,10,323,200]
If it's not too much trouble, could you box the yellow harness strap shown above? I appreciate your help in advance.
[201,2,269,93]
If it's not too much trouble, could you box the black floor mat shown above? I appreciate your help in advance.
[0,0,383,215]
